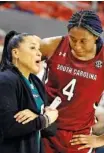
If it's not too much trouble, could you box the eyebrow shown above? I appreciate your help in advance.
[31,43,37,45]
[30,43,40,49]
[70,35,76,39]
[70,35,88,40]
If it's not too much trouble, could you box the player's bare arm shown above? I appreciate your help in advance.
[92,105,104,135]
[70,105,104,149]
[70,134,104,149]
[40,36,62,59]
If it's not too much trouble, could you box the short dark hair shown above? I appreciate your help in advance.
[67,10,103,37]
[0,31,30,71]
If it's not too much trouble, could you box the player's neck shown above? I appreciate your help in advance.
[72,45,96,61]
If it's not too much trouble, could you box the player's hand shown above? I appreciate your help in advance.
[44,106,58,124]
[70,134,103,149]
[14,109,38,124]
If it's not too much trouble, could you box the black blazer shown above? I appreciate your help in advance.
[0,68,56,153]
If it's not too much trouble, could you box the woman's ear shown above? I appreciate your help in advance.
[95,36,98,41]
[12,48,19,59]
[94,36,98,44]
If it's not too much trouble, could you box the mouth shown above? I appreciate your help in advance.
[76,51,84,54]
[35,60,41,66]
[36,60,41,63]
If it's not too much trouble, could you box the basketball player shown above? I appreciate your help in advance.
[40,10,104,153]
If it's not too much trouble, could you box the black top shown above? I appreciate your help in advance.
[0,68,56,153]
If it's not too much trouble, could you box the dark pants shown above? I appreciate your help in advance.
[95,147,104,153]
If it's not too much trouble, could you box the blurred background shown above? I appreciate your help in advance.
[0,1,104,59]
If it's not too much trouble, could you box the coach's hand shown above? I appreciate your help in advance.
[70,134,104,149]
[44,106,58,124]
[14,109,38,124]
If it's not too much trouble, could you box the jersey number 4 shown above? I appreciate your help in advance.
[62,79,76,101]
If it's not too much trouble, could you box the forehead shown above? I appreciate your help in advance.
[22,35,41,46]
[69,27,93,39]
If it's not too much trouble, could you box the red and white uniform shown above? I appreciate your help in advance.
[44,36,104,153]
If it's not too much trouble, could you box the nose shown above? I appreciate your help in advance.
[36,50,42,57]
[74,42,82,50]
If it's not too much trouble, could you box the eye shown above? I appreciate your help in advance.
[81,40,87,44]
[30,46,35,49]
[71,38,77,43]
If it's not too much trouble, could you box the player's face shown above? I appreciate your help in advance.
[68,26,98,58]
[12,36,42,74]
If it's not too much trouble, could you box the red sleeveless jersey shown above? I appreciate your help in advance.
[46,36,104,132]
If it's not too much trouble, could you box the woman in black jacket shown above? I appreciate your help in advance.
[0,31,58,153]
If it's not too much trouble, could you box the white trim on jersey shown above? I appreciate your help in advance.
[87,148,93,153]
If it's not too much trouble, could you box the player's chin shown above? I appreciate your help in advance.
[76,52,85,57]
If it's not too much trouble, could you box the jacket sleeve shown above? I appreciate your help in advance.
[41,92,57,137]
[0,79,46,139]
[41,122,57,137]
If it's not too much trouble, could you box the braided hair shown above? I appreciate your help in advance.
[0,31,30,71]
[67,10,103,53]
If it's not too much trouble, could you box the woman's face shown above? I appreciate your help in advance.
[68,27,98,58]
[13,35,42,74]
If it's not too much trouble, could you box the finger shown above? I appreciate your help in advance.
[70,138,79,143]
[14,111,23,118]
[14,111,28,119]
[16,115,25,121]
[16,110,30,120]
[73,135,85,138]
[70,138,88,143]
[22,117,33,124]
[71,140,88,145]
[16,114,26,121]
[71,141,82,145]
[78,145,90,150]
[17,116,29,123]
[14,109,30,117]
